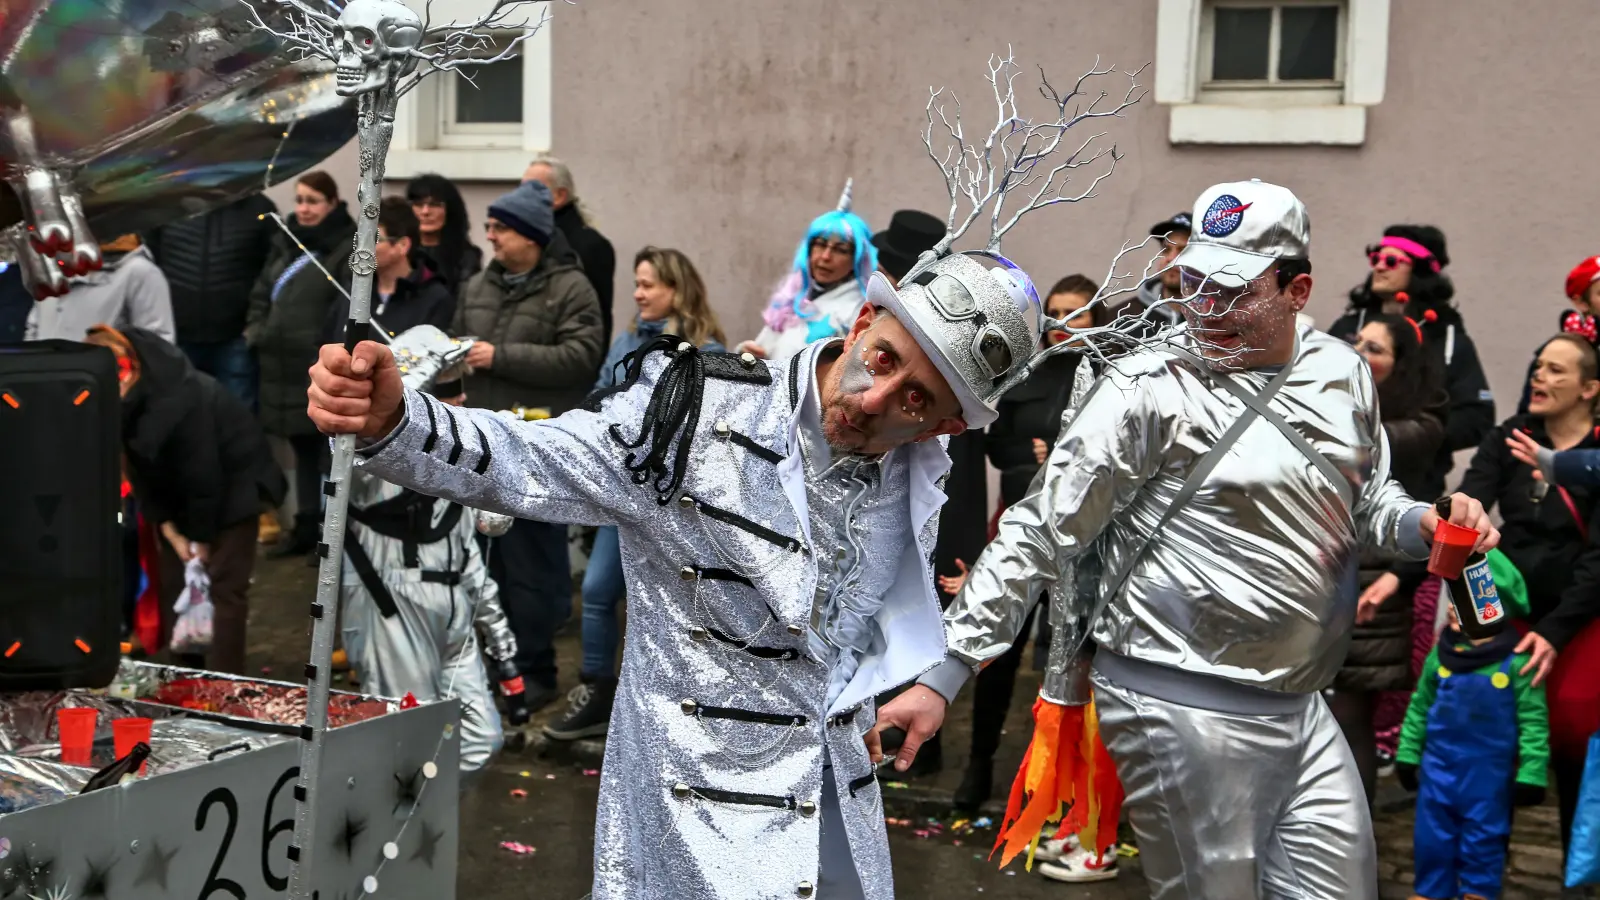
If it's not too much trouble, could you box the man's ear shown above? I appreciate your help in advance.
[1286,273,1314,312]
[916,417,966,443]
[845,303,878,344]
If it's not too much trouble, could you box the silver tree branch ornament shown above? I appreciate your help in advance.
[242,1,557,897]
[909,49,1253,390]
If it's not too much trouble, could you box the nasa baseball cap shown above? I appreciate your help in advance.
[1172,179,1309,288]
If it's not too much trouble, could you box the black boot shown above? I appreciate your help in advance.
[542,678,616,741]
[268,512,319,559]
[953,758,993,813]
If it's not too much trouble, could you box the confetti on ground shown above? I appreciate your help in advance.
[884,781,908,789]
[259,666,272,675]
[581,769,599,776]
[913,830,930,839]
[520,771,532,778]
[974,816,993,828]
[545,774,556,780]
[499,841,537,856]
[509,789,528,799]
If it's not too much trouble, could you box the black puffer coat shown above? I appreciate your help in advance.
[452,229,603,414]
[144,194,278,344]
[243,204,356,437]
[1334,391,1449,692]
[121,327,286,541]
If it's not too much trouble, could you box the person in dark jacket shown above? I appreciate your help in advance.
[243,170,355,557]
[143,192,278,409]
[0,262,29,343]
[406,173,482,299]
[941,275,1113,811]
[1457,333,1600,860]
[1328,225,1494,500]
[1330,312,1449,803]
[524,155,616,340]
[325,198,455,343]
[457,179,604,711]
[84,324,286,674]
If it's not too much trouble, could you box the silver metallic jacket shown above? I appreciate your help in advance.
[357,341,952,899]
[944,324,1428,695]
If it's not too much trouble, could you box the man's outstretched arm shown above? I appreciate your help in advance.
[310,341,648,528]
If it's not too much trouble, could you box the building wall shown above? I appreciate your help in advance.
[272,0,1600,432]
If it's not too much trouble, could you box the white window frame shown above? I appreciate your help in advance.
[385,3,552,181]
[1155,0,1389,146]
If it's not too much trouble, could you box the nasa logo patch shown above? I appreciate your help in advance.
[1202,194,1251,238]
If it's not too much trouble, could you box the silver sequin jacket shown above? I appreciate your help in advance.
[941,324,1429,696]
[356,341,952,899]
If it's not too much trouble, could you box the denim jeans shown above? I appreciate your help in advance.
[179,336,257,411]
[579,525,625,679]
[486,518,572,690]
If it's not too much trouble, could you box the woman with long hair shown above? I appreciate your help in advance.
[1457,333,1600,866]
[1329,225,1494,500]
[1330,313,1448,803]
[243,170,355,558]
[543,246,725,742]
[406,173,482,296]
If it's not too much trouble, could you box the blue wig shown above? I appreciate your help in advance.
[764,208,883,334]
[794,209,878,296]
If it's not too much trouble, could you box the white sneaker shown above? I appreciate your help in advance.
[1033,832,1080,863]
[1037,846,1119,883]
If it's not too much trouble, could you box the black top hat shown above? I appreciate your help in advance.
[872,210,946,281]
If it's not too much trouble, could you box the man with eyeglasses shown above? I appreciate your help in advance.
[305,222,1051,896]
[877,180,1502,899]
[450,178,605,715]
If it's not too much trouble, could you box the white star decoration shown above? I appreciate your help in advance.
[29,882,72,900]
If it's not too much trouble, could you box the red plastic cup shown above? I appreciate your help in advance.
[1428,519,1480,579]
[112,717,153,775]
[56,707,98,766]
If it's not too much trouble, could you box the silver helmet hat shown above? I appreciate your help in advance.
[865,250,1043,429]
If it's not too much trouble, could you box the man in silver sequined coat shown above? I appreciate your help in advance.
[878,181,1501,899]
[306,247,1050,898]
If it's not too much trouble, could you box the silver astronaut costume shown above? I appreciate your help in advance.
[337,466,513,774]
[335,325,512,774]
[941,320,1432,897]
[355,339,952,899]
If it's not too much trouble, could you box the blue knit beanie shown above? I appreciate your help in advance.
[488,180,554,247]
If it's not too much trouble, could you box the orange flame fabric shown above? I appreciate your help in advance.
[991,696,1125,870]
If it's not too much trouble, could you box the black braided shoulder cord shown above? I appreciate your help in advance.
[604,335,706,505]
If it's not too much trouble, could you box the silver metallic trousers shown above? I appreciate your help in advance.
[1091,671,1377,900]
[340,583,504,774]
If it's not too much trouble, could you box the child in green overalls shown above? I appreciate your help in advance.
[1397,549,1550,900]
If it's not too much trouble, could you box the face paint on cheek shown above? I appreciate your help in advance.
[837,340,876,395]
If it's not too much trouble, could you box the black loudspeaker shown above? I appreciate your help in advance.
[0,340,121,689]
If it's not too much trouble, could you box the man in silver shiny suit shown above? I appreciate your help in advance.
[875,180,1501,899]
[305,243,1048,897]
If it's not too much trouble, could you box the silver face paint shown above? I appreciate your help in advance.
[837,337,876,395]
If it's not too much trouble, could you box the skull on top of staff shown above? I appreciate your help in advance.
[332,0,423,96]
